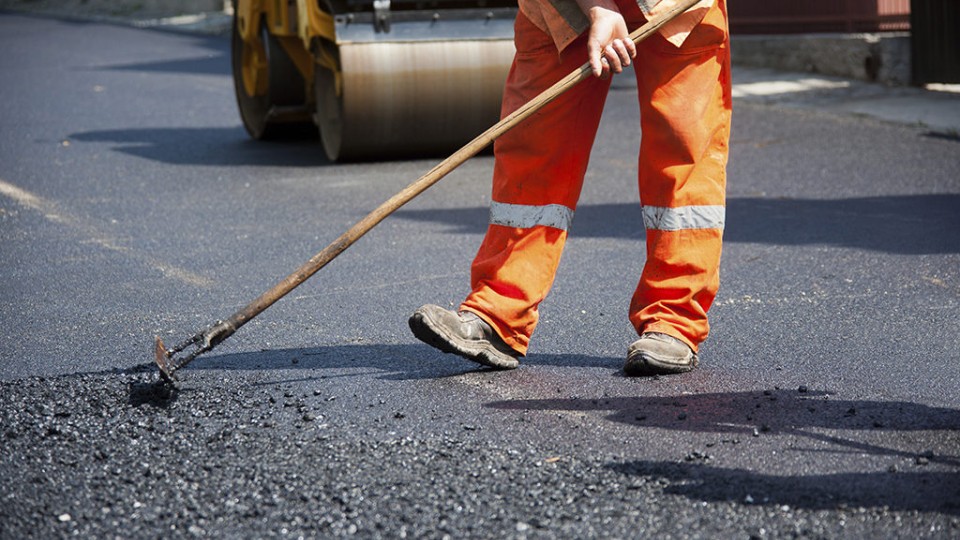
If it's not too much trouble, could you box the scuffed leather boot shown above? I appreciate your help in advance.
[624,332,698,376]
[409,305,520,369]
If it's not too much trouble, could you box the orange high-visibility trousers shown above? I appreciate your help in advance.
[461,0,731,355]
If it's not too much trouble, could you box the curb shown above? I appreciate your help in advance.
[731,33,911,86]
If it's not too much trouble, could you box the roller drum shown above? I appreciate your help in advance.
[318,39,515,161]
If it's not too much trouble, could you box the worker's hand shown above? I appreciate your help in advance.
[576,0,636,78]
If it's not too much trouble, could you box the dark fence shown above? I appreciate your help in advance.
[911,0,960,83]
[728,0,911,34]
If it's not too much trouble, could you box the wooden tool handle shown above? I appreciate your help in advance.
[221,0,702,334]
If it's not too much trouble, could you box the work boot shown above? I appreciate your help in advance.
[624,332,698,376]
[409,304,520,370]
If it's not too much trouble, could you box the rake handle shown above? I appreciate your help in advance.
[170,0,701,370]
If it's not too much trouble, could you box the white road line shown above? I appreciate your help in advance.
[0,178,213,288]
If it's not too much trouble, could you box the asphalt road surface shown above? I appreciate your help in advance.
[1,11,959,539]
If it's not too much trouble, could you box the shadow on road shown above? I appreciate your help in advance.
[102,49,230,77]
[487,389,960,513]
[70,127,334,167]
[164,343,626,383]
[395,195,960,254]
[68,126,488,166]
[171,343,483,381]
[485,389,960,446]
[607,459,960,514]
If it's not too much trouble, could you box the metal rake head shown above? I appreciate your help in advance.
[154,320,235,384]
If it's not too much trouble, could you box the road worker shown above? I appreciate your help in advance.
[410,0,731,375]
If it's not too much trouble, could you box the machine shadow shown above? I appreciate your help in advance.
[68,126,491,166]
[100,41,231,77]
[487,389,960,513]
[395,194,960,254]
[69,127,333,167]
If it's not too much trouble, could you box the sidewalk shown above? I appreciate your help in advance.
[729,67,960,138]
[610,63,960,138]
[3,1,958,138]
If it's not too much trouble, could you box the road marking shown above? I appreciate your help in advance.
[0,178,213,288]
[0,179,46,212]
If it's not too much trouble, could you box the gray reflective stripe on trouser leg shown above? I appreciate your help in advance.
[642,205,726,231]
[490,201,575,231]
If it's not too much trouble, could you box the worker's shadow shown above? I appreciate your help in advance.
[607,459,960,514]
[124,344,605,409]
[486,389,960,514]
[179,343,618,382]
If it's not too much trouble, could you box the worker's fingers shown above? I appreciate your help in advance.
[623,36,637,60]
[588,42,605,77]
[611,38,634,67]
[603,45,624,73]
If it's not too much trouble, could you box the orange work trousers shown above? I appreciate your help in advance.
[461,0,732,355]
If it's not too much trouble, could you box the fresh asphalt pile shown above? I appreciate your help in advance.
[2,367,957,538]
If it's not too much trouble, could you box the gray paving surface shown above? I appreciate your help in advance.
[0,10,958,539]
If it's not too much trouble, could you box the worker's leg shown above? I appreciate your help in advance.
[628,0,732,352]
[460,12,612,355]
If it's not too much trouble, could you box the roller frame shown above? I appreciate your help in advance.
[236,0,517,91]
[235,0,517,159]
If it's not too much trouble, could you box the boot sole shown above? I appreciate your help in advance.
[624,350,698,376]
[409,310,519,370]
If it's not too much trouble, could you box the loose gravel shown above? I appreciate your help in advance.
[2,367,958,539]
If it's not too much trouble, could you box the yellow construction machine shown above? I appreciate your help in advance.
[231,0,517,161]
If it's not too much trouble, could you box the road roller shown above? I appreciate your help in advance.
[231,0,517,161]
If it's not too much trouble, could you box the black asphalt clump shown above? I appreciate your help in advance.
[2,370,959,539]
[0,369,678,538]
